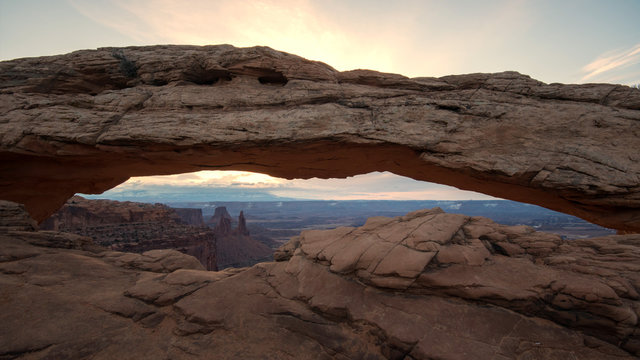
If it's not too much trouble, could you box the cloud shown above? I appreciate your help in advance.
[83,184,288,202]
[580,43,640,84]
[67,0,534,78]
[125,170,284,188]
[100,171,497,201]
[67,0,410,74]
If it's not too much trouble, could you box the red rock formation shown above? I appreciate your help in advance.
[276,207,640,354]
[0,46,639,231]
[0,200,37,231]
[214,217,232,237]
[41,196,182,230]
[208,206,232,226]
[172,208,205,226]
[41,196,217,270]
[1,201,637,359]
[237,211,249,236]
[1,44,639,358]
[211,207,272,269]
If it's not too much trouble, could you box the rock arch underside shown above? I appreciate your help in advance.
[2,46,640,359]
[0,45,639,231]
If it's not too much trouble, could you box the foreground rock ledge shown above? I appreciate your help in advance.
[1,45,639,231]
[1,201,638,359]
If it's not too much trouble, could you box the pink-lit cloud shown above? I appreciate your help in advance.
[110,171,497,201]
[580,43,640,84]
[67,0,408,75]
[66,0,535,78]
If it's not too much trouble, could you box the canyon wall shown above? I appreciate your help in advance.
[0,45,638,231]
[41,198,273,270]
[173,208,205,226]
[41,196,217,270]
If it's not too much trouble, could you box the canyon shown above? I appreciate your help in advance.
[1,201,638,359]
[0,45,639,358]
[40,196,218,271]
[41,196,274,270]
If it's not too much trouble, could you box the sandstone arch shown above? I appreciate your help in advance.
[1,45,639,231]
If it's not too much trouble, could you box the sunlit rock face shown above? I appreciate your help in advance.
[1,202,638,359]
[1,45,639,231]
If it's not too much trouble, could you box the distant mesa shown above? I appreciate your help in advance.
[41,196,218,271]
[210,206,272,269]
[208,206,232,226]
[173,207,206,226]
[41,198,274,270]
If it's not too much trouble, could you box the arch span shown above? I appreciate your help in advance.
[1,45,639,231]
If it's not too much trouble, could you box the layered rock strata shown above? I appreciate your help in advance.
[173,208,205,226]
[1,201,637,359]
[41,196,184,229]
[0,45,639,231]
[276,207,640,355]
[41,196,217,270]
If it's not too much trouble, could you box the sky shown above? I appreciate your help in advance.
[84,171,496,202]
[2,0,639,202]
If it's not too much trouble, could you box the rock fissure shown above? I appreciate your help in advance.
[95,90,153,140]
[0,344,55,359]
[292,294,417,359]
[600,86,622,106]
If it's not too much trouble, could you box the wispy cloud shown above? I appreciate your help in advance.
[125,170,284,188]
[66,0,533,78]
[98,171,497,201]
[580,43,640,84]
[67,0,410,74]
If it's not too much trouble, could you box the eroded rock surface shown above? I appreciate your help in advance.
[1,45,639,231]
[41,196,217,270]
[0,200,36,231]
[278,207,640,354]
[1,202,638,359]
[211,206,273,269]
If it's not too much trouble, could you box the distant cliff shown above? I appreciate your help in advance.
[42,196,183,229]
[41,196,217,270]
[173,208,205,226]
[209,206,272,269]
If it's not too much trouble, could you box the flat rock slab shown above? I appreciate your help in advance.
[1,203,638,359]
[280,207,640,354]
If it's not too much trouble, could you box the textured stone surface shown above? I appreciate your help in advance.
[1,45,639,230]
[0,200,37,231]
[173,208,206,226]
[41,196,218,270]
[1,202,638,359]
[280,207,640,354]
